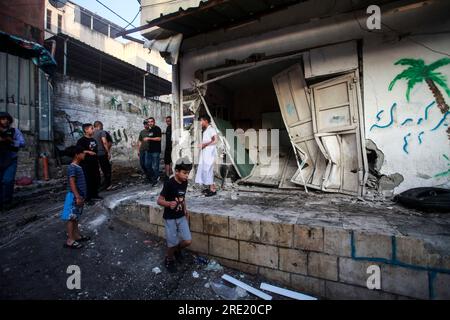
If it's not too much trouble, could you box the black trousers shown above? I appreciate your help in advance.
[81,160,100,200]
[98,155,112,188]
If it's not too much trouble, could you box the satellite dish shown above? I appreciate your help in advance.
[49,0,67,8]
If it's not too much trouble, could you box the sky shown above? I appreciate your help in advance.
[70,0,143,40]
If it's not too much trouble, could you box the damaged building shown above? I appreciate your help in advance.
[1,0,173,179]
[128,0,450,197]
[43,0,172,171]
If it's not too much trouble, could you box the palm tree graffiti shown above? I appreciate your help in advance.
[389,58,450,114]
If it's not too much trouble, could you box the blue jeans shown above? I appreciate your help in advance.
[139,150,147,176]
[0,157,18,206]
[146,152,160,183]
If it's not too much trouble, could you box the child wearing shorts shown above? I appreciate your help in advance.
[157,158,193,273]
[61,145,90,249]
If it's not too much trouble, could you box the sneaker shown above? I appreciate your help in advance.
[201,188,210,194]
[165,257,177,273]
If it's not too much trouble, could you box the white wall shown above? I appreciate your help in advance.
[363,34,450,192]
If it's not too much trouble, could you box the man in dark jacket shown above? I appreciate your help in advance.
[0,112,25,210]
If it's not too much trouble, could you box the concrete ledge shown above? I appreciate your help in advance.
[112,195,450,300]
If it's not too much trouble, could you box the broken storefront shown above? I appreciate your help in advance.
[105,0,450,300]
[155,0,450,198]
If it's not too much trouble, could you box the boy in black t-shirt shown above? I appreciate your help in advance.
[157,158,193,273]
[76,123,101,203]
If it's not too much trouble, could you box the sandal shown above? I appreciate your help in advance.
[205,190,217,197]
[64,241,83,249]
[76,235,91,242]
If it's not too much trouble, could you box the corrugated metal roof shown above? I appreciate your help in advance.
[50,34,171,97]
[143,0,307,39]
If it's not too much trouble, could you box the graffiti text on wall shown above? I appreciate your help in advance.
[370,57,450,154]
[434,154,450,178]
[370,100,449,154]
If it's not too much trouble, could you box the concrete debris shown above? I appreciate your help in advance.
[152,267,162,275]
[210,281,240,300]
[204,259,223,272]
[222,274,272,300]
[192,271,200,278]
[194,255,208,265]
[378,173,404,193]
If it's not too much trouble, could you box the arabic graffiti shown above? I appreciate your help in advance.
[370,103,397,131]
[370,101,449,154]
[434,154,450,178]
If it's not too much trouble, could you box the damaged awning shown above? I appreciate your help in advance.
[0,31,56,74]
[143,33,183,65]
[121,0,307,41]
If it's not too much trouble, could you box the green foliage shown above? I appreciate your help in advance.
[389,58,450,101]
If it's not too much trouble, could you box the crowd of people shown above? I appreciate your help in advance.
[1,109,220,274]
[62,114,220,275]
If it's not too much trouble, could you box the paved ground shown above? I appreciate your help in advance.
[0,175,285,300]
[2,169,449,300]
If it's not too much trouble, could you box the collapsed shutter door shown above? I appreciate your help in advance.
[272,64,327,190]
[273,65,366,195]
[310,73,365,195]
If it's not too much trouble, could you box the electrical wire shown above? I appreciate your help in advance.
[122,7,142,30]
[95,0,136,28]
[350,0,450,57]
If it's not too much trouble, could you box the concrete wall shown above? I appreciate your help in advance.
[176,0,450,193]
[53,76,171,166]
[116,201,450,300]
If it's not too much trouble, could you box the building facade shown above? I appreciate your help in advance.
[139,0,450,196]
[43,0,172,169]
[44,0,172,83]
